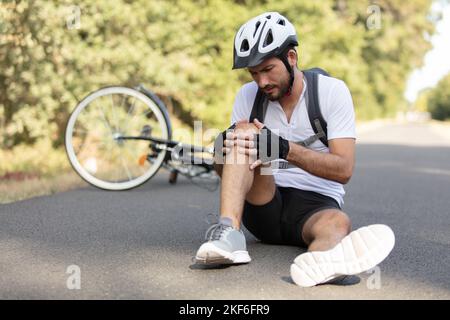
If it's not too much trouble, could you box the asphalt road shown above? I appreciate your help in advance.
[1,122,449,299]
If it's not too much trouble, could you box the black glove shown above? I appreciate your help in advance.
[254,127,290,163]
[213,123,236,164]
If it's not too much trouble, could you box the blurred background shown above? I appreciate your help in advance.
[1,0,450,203]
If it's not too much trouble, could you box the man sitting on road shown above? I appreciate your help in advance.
[195,12,395,287]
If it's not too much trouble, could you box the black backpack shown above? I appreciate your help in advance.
[249,67,330,148]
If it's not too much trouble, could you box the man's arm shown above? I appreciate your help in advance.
[285,138,355,184]
[239,120,355,184]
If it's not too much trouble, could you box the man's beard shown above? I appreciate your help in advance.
[264,75,290,101]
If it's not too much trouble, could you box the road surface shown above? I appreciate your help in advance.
[1,121,449,299]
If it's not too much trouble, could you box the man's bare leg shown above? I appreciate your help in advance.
[301,209,352,251]
[214,122,276,229]
[195,122,276,264]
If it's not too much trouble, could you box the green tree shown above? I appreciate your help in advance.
[427,73,450,120]
[0,0,437,158]
[414,88,431,113]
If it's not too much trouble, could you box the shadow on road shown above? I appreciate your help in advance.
[280,275,361,286]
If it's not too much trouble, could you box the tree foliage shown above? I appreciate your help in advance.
[427,73,450,120]
[0,0,436,153]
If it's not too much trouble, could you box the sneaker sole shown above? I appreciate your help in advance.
[290,224,395,287]
[195,242,251,265]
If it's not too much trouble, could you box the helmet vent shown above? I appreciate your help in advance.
[240,39,250,52]
[253,21,261,37]
[263,29,273,47]
[233,12,298,69]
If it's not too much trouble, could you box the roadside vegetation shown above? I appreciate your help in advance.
[0,0,441,203]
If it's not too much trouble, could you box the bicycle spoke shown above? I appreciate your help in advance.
[74,139,88,156]
[119,153,133,181]
[111,94,119,133]
[95,138,112,151]
[122,144,148,176]
[114,151,125,183]
[110,143,135,183]
[66,87,169,190]
[127,96,137,118]
[96,137,117,181]
[116,94,127,133]
[98,102,115,135]
[72,127,88,134]
[142,108,155,119]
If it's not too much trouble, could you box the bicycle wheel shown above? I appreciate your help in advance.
[65,86,170,190]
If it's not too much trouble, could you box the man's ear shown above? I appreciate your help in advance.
[288,49,298,67]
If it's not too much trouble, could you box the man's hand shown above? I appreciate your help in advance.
[222,119,248,156]
[232,119,290,170]
[214,119,248,164]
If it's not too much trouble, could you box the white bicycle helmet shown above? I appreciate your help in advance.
[233,12,298,70]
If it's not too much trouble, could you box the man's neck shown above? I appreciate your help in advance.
[278,69,303,111]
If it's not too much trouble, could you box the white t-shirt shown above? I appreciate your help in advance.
[231,74,356,207]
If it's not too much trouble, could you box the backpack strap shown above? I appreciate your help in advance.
[303,70,328,147]
[249,88,268,123]
[247,69,330,170]
[276,70,330,170]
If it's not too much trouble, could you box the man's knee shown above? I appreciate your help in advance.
[318,210,351,233]
[303,210,352,243]
[214,122,258,166]
[234,122,259,133]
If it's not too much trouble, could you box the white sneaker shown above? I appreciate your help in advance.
[290,224,395,287]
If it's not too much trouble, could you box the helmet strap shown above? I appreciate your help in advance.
[278,52,295,97]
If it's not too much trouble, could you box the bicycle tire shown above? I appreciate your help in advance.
[65,86,170,190]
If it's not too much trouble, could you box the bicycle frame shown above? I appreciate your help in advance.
[65,83,219,191]
[117,134,214,168]
[114,84,217,186]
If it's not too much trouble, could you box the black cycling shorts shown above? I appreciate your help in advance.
[242,186,341,248]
